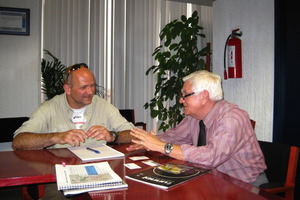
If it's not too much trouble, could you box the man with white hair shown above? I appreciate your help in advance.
[128,70,268,187]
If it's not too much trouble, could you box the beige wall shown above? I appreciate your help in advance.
[0,0,41,118]
[213,0,274,141]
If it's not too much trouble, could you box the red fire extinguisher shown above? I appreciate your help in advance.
[224,29,242,79]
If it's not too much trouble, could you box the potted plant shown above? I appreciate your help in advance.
[144,11,210,131]
[41,50,66,100]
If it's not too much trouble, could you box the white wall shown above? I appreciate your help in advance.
[0,0,41,118]
[213,0,274,141]
[0,0,274,142]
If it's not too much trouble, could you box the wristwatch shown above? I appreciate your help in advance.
[164,143,173,155]
[110,131,119,143]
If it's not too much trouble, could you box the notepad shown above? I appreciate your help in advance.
[68,144,124,161]
[55,162,128,195]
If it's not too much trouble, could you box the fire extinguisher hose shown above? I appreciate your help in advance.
[223,34,232,80]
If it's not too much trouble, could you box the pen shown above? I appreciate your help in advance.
[86,147,100,154]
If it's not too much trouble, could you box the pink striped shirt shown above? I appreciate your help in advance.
[158,100,266,183]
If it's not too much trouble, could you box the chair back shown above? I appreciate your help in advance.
[250,119,256,129]
[119,109,146,130]
[259,141,290,184]
[0,117,29,142]
[258,140,299,200]
[119,109,135,124]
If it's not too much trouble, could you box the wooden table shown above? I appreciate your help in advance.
[0,144,281,200]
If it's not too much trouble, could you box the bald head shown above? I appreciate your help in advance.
[63,63,96,109]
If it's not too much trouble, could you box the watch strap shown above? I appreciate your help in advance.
[110,131,119,143]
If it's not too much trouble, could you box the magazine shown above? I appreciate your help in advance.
[68,144,124,161]
[55,161,127,195]
[125,162,210,190]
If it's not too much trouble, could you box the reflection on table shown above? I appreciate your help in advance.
[0,144,281,200]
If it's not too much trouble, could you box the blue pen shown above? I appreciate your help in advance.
[86,147,100,154]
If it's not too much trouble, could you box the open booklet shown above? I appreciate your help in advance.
[126,162,210,190]
[55,161,127,195]
[68,144,124,161]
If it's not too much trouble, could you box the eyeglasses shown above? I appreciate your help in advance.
[181,90,203,100]
[65,63,89,81]
[181,92,196,100]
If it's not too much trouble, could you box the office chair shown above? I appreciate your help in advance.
[250,119,256,129]
[258,141,299,200]
[0,117,29,143]
[119,109,147,130]
[0,117,44,199]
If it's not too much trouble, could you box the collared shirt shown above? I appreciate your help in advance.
[157,100,266,183]
[14,93,134,149]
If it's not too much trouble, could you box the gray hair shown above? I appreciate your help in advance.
[183,70,223,101]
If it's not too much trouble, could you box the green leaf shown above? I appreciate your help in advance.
[181,15,187,22]
[151,109,159,118]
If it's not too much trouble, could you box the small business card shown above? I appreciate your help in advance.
[142,160,160,167]
[124,163,141,169]
[129,156,149,161]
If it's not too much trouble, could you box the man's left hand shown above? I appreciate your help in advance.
[87,125,114,142]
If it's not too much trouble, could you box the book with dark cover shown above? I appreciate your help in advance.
[125,163,210,189]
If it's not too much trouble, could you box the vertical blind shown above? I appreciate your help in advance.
[42,0,212,131]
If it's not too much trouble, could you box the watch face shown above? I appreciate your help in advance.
[165,143,173,154]
[110,131,118,143]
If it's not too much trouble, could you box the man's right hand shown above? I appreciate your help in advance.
[55,129,88,147]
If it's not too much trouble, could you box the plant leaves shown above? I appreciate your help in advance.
[144,11,209,131]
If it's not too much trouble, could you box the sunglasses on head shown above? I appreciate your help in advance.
[68,63,88,72]
[66,63,89,80]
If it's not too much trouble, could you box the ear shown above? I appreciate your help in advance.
[63,84,71,95]
[200,90,210,104]
[202,90,209,99]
